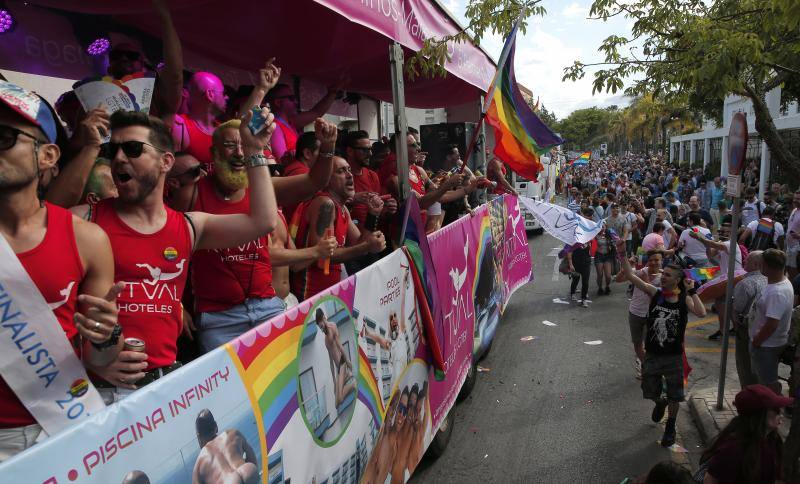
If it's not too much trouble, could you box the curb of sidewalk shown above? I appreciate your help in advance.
[688,395,723,445]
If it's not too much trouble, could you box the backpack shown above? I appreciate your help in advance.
[748,217,777,251]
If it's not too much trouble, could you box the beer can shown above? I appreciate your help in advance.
[123,337,146,353]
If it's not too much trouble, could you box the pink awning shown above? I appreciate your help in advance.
[20,0,495,107]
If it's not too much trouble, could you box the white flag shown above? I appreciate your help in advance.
[518,197,602,245]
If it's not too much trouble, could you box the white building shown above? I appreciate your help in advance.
[670,87,800,196]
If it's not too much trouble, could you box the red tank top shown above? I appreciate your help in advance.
[289,194,350,300]
[275,117,298,155]
[181,115,214,168]
[408,164,427,198]
[493,163,507,195]
[0,203,85,428]
[92,200,192,369]
[191,178,276,312]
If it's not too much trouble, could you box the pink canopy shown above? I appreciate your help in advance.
[17,0,495,107]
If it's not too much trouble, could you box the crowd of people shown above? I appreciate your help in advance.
[559,153,799,481]
[0,1,514,461]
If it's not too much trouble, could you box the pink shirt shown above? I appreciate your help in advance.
[642,232,664,251]
[630,268,661,317]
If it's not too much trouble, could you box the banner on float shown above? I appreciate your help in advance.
[518,196,602,245]
[0,234,106,436]
[0,198,533,484]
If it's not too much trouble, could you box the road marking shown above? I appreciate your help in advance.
[687,316,717,329]
[685,347,736,353]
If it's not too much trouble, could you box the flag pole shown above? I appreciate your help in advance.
[458,16,522,175]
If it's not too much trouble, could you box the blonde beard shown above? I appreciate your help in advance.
[214,157,249,191]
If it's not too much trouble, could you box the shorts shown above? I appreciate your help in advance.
[198,296,286,353]
[750,344,785,385]
[628,312,648,345]
[641,353,685,402]
[787,246,800,269]
[595,252,614,264]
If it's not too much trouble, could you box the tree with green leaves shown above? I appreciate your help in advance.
[563,0,800,179]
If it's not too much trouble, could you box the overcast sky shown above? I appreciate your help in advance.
[440,0,635,119]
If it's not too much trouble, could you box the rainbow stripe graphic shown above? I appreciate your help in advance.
[757,218,775,234]
[567,152,591,166]
[226,296,384,461]
[683,266,720,283]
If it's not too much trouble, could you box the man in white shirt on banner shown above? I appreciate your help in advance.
[0,82,123,461]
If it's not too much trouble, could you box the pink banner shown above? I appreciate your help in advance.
[313,0,494,92]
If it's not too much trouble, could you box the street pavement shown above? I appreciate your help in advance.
[410,230,737,483]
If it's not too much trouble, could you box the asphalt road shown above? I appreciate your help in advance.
[410,230,725,484]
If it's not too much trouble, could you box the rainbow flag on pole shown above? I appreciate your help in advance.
[484,21,563,182]
[683,266,721,284]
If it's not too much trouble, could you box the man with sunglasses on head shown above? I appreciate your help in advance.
[70,106,279,402]
[265,79,345,162]
[0,82,124,460]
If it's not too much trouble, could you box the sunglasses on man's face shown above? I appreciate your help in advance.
[109,50,142,62]
[101,140,165,160]
[0,124,39,151]
[351,146,372,153]
[172,164,205,180]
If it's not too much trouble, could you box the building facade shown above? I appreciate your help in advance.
[669,87,800,197]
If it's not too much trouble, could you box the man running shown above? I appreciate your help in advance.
[192,409,258,484]
[617,240,706,447]
[315,308,356,405]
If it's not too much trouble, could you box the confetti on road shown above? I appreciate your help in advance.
[542,320,557,326]
[477,366,491,373]
[559,393,565,399]
[520,336,537,342]
[657,442,689,453]
[585,400,593,405]
[484,454,489,459]
[584,340,603,345]
[553,298,570,304]
[469,426,479,433]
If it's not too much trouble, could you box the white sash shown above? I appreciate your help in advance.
[0,234,105,436]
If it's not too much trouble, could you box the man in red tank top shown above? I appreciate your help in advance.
[166,71,226,168]
[71,107,281,401]
[281,132,320,222]
[0,83,123,460]
[266,80,343,162]
[290,157,387,301]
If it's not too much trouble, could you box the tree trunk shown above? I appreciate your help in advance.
[747,86,800,181]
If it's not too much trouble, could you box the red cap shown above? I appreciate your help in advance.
[734,384,793,416]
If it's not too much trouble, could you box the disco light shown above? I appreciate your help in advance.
[86,37,110,56]
[0,10,13,34]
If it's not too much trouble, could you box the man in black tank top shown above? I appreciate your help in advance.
[617,241,706,448]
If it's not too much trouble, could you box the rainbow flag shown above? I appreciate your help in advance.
[683,266,720,283]
[484,21,563,182]
[568,152,591,166]
[756,218,775,234]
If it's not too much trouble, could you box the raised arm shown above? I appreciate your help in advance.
[291,78,345,129]
[272,119,336,206]
[152,0,183,125]
[189,108,278,250]
[616,240,658,297]
[240,59,280,116]
[45,108,109,208]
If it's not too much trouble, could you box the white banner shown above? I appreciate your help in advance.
[518,197,602,245]
[0,235,105,436]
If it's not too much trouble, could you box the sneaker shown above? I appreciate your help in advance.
[597,288,604,296]
[708,330,722,341]
[571,293,580,301]
[604,287,611,295]
[661,425,676,447]
[634,358,642,380]
[580,300,590,308]
[651,399,668,423]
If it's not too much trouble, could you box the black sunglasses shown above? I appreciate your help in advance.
[101,140,166,159]
[172,164,205,180]
[109,50,142,62]
[268,164,283,176]
[0,124,39,151]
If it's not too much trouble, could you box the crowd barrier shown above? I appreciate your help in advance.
[0,195,533,484]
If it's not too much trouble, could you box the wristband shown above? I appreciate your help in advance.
[246,153,270,168]
[91,324,122,350]
[365,213,379,232]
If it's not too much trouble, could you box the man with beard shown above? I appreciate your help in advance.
[391,386,416,482]
[72,106,278,401]
[186,118,339,352]
[362,393,401,484]
[290,157,386,300]
[192,409,258,484]
[0,82,123,459]
[402,383,428,477]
